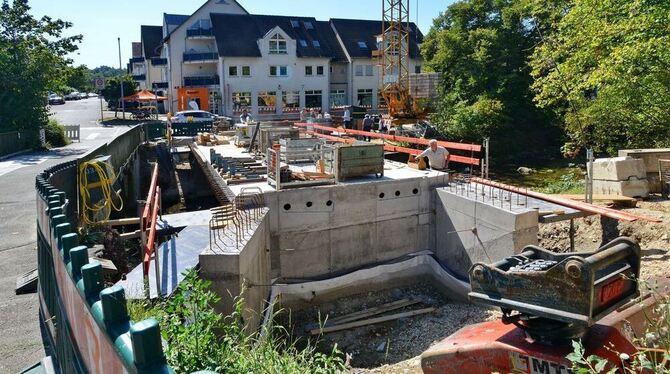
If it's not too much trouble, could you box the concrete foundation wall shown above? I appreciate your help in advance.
[266,174,448,279]
[434,188,539,279]
[200,213,271,330]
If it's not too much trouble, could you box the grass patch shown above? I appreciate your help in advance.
[128,270,346,373]
[495,161,586,195]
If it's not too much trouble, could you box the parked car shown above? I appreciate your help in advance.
[170,110,219,123]
[77,92,89,100]
[64,92,80,101]
[48,94,65,105]
[88,92,98,98]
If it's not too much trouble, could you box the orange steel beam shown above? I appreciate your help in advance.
[142,163,159,226]
[300,123,481,165]
[471,177,662,223]
[143,186,161,276]
[296,123,481,152]
[308,132,479,166]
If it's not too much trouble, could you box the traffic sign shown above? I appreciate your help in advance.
[94,78,106,90]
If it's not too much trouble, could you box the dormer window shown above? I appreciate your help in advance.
[304,21,314,30]
[312,40,320,48]
[299,39,308,47]
[358,41,367,49]
[290,20,300,28]
[269,33,287,54]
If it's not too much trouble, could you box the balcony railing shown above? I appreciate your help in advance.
[152,82,169,89]
[132,74,146,81]
[184,76,219,87]
[187,28,214,37]
[130,57,144,63]
[183,52,218,63]
[151,57,168,66]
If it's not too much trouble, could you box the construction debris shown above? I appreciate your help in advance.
[310,307,436,335]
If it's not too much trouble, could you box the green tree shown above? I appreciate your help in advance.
[100,75,138,110]
[0,0,81,139]
[90,65,125,79]
[422,0,561,163]
[65,64,93,93]
[530,0,670,155]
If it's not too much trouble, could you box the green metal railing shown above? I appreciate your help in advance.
[35,123,174,373]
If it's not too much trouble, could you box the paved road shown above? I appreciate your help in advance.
[0,98,134,373]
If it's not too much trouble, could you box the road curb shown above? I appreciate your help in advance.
[0,149,32,161]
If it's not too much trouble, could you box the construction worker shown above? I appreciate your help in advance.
[343,106,352,129]
[418,139,450,171]
[240,109,251,124]
[362,114,373,141]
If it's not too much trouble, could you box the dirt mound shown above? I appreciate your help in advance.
[538,198,669,280]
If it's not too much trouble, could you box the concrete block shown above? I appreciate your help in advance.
[591,157,646,181]
[330,223,375,273]
[619,148,670,173]
[593,179,649,198]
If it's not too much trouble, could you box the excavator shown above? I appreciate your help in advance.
[421,237,670,373]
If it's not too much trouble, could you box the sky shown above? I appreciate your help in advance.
[28,0,451,68]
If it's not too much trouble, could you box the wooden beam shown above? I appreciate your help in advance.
[106,217,141,226]
[310,307,436,335]
[325,299,419,326]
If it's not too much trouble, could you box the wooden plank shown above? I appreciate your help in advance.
[556,194,638,208]
[326,299,420,326]
[15,268,38,294]
[106,217,140,226]
[310,307,436,335]
[90,257,118,276]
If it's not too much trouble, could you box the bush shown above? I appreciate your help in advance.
[43,118,69,148]
[129,269,347,373]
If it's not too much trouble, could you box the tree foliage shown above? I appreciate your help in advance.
[90,65,125,79]
[422,0,561,163]
[100,75,138,109]
[530,0,670,155]
[0,0,81,137]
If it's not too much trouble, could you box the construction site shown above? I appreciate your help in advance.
[29,1,670,373]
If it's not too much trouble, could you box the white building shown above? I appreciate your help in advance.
[133,0,424,117]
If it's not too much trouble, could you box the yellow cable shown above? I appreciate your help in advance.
[79,159,124,225]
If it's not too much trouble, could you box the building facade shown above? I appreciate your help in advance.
[129,0,424,118]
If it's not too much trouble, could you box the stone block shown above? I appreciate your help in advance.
[593,179,649,198]
[618,148,670,173]
[591,157,646,181]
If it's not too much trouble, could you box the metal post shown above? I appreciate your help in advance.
[118,37,125,120]
[569,218,575,252]
[586,148,594,204]
[99,93,104,122]
[484,138,490,179]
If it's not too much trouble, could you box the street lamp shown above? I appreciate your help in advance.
[118,37,125,119]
